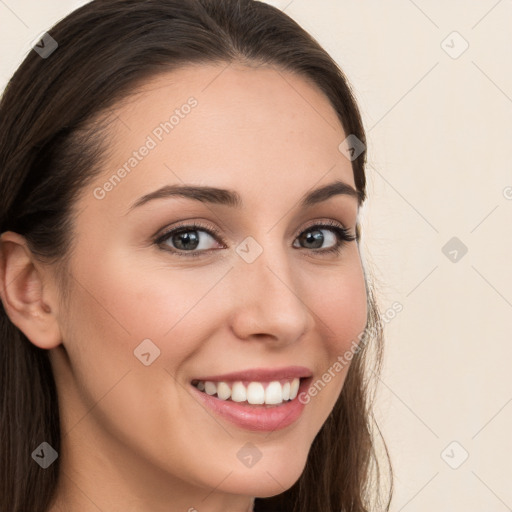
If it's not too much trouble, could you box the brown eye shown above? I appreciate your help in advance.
[155,222,224,257]
[293,223,356,255]
[164,229,209,251]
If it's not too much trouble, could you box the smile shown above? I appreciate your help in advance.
[191,378,301,406]
[189,367,313,431]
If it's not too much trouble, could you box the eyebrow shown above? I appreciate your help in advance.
[127,179,361,213]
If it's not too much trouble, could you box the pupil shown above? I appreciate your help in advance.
[174,231,199,250]
[302,230,323,249]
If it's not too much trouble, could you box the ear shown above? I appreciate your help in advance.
[0,231,62,349]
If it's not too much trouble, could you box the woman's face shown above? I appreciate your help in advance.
[49,64,368,510]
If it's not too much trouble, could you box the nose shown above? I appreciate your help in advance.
[227,243,314,346]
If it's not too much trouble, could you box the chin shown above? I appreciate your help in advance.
[223,457,307,497]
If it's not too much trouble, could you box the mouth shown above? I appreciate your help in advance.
[189,368,313,431]
[191,377,304,407]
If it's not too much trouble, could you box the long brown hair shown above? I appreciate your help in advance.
[0,1,393,510]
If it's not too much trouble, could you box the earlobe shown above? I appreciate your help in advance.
[0,231,62,350]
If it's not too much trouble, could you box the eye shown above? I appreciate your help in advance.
[292,220,356,255]
[155,222,224,257]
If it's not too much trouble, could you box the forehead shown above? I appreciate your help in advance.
[85,63,355,212]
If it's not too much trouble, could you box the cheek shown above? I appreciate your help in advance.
[298,253,367,407]
[66,246,231,370]
[307,257,368,355]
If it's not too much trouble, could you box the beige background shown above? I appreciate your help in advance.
[1,1,511,510]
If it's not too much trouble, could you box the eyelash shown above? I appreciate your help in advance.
[154,219,357,258]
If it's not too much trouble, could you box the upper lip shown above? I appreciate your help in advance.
[192,366,313,383]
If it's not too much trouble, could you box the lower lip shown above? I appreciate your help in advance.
[190,378,312,432]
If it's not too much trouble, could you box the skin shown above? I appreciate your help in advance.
[0,63,367,512]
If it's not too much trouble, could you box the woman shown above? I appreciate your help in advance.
[0,1,392,511]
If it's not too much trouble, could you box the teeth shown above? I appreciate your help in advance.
[247,382,265,404]
[193,378,301,405]
[282,381,290,401]
[231,382,247,402]
[204,381,217,395]
[217,381,231,400]
[265,381,283,404]
[290,378,300,400]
